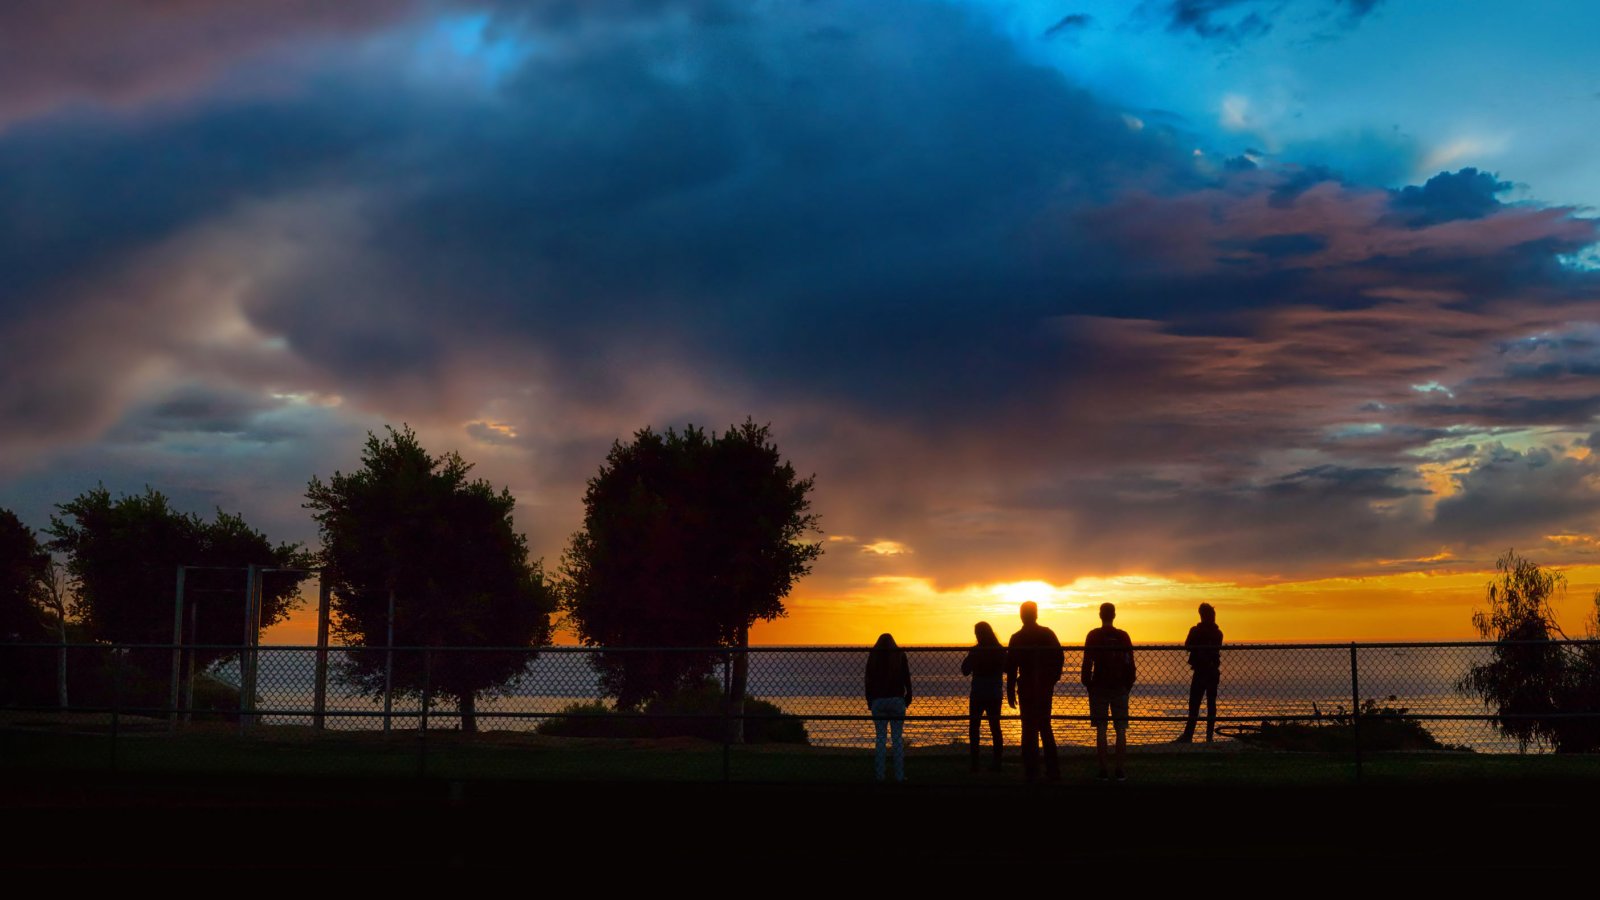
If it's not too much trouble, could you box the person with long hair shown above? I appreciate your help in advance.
[865,633,913,782]
[961,621,1006,772]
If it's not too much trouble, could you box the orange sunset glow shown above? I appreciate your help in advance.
[259,563,1600,647]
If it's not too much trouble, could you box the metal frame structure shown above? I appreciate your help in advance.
[169,565,329,731]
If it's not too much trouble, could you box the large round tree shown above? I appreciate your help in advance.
[561,420,822,710]
[304,426,554,732]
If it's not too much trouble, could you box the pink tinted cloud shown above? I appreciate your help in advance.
[0,1,432,127]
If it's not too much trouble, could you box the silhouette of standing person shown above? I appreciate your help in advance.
[1006,602,1064,782]
[1176,603,1223,743]
[1082,602,1135,782]
[865,633,913,782]
[961,621,1006,772]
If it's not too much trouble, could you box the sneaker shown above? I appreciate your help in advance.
[1095,769,1110,782]
[1173,734,1193,744]
[1115,771,1126,783]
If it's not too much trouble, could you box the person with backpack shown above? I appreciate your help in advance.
[1176,603,1223,743]
[961,621,1007,772]
[1081,602,1135,782]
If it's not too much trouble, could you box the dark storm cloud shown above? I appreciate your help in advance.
[1044,13,1094,38]
[1,0,1599,585]
[1390,168,1514,227]
[1432,444,1600,543]
[1162,0,1273,42]
[0,95,414,320]
[235,0,1184,422]
[137,385,283,438]
[1240,232,1330,257]
[1151,0,1384,44]
[0,87,427,459]
[1415,396,1600,426]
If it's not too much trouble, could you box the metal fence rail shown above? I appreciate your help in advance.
[2,641,1598,783]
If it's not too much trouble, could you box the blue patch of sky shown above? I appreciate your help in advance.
[956,1,1600,210]
[393,12,534,91]
[1328,422,1385,438]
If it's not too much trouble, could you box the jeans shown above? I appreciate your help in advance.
[870,696,907,781]
[969,675,1003,764]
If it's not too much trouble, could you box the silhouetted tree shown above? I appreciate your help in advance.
[45,487,309,678]
[304,426,554,732]
[561,420,821,709]
[0,508,51,643]
[0,509,54,705]
[1458,549,1600,752]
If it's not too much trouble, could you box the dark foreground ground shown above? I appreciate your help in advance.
[8,770,1598,872]
[5,724,1598,870]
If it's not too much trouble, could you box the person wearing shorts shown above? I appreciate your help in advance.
[1081,602,1135,782]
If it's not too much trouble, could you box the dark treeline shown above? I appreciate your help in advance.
[0,418,821,736]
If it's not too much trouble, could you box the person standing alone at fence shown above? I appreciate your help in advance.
[962,621,1007,773]
[865,633,913,782]
[1176,603,1223,743]
[1006,602,1064,783]
[1082,602,1135,782]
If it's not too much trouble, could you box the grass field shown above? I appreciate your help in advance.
[6,719,1600,870]
[5,716,1599,787]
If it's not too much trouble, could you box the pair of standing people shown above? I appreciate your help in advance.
[985,602,1139,778]
[966,601,1135,782]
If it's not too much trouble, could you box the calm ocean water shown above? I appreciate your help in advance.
[230,644,1521,752]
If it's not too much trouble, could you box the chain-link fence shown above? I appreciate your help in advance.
[3,641,1598,784]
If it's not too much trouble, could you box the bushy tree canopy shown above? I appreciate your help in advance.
[304,426,554,731]
[0,508,51,643]
[561,420,821,708]
[45,487,308,665]
[1458,549,1600,752]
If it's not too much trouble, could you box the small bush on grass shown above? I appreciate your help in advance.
[536,679,807,744]
[1230,696,1470,752]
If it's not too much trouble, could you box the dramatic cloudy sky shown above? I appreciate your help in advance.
[4,0,1600,642]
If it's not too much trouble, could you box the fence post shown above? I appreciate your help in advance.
[169,567,185,730]
[383,588,395,735]
[312,580,330,731]
[183,602,197,725]
[239,565,256,736]
[1349,642,1362,780]
[109,647,121,774]
[419,649,431,779]
[722,649,732,784]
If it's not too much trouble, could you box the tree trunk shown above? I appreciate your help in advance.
[458,690,477,733]
[731,623,749,744]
